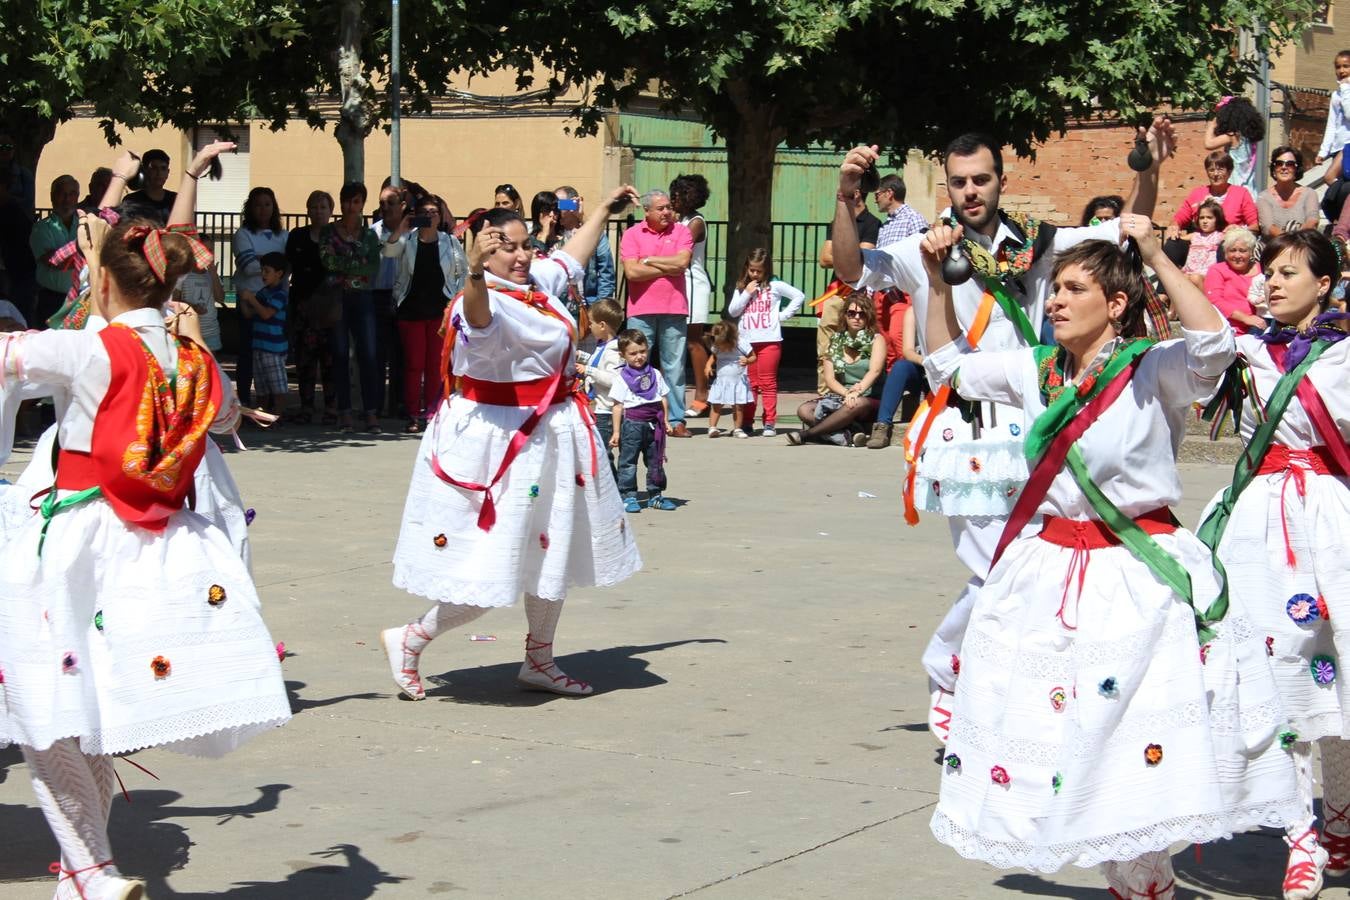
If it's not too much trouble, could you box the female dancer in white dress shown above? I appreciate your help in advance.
[0,207,290,899]
[1197,229,1350,900]
[382,187,643,699]
[919,214,1300,898]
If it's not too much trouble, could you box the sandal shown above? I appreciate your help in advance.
[404,419,421,434]
[786,431,803,446]
[366,415,382,434]
[338,414,355,434]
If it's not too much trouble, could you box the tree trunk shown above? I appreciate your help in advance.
[9,107,56,215]
[723,84,783,305]
[336,0,369,185]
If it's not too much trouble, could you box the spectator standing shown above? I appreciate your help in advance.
[373,183,409,418]
[1079,194,1123,226]
[528,191,562,256]
[575,298,625,474]
[670,174,713,417]
[555,186,616,310]
[1203,226,1264,332]
[0,130,35,213]
[1318,50,1350,165]
[232,187,288,407]
[874,173,927,246]
[285,190,337,423]
[238,251,290,414]
[121,148,177,224]
[320,182,382,433]
[387,196,467,433]
[77,167,112,214]
[611,329,676,510]
[0,180,35,322]
[619,190,694,436]
[176,259,224,352]
[1204,95,1265,194]
[1257,146,1320,239]
[29,175,80,326]
[816,188,880,392]
[493,183,523,212]
[726,248,805,436]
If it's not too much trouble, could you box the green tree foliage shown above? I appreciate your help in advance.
[490,0,1320,288]
[0,1,305,171]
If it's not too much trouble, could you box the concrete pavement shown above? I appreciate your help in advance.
[0,421,1334,899]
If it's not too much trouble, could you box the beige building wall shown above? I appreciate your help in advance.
[1270,3,1343,90]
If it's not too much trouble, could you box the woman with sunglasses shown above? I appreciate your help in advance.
[493,183,523,213]
[787,298,886,445]
[1258,147,1321,241]
[385,195,468,433]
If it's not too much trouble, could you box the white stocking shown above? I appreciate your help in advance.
[1321,738,1350,835]
[404,601,489,655]
[22,740,123,899]
[1289,741,1317,838]
[1100,851,1176,898]
[520,594,591,694]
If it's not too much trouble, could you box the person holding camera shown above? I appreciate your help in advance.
[384,194,467,433]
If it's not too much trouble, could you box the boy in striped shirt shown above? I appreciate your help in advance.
[239,251,289,413]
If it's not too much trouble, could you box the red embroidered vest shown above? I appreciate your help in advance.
[55,325,222,532]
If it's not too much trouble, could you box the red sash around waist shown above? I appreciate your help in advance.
[1037,507,1178,630]
[457,374,573,408]
[1256,444,1346,568]
[1038,506,1179,549]
[1256,444,1345,478]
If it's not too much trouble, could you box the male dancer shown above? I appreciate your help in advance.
[830,119,1175,739]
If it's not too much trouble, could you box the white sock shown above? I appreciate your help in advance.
[1290,741,1318,838]
[404,602,488,655]
[1100,851,1175,898]
[22,740,120,898]
[523,593,564,666]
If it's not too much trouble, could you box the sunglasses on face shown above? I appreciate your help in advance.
[844,310,866,318]
[0,144,13,152]
[1274,159,1298,169]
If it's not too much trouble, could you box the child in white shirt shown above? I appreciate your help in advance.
[574,299,624,473]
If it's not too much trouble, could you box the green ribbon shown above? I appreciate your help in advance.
[1063,446,1204,632]
[1025,339,1154,464]
[37,486,101,557]
[1195,339,1332,558]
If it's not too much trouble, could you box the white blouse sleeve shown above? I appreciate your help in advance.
[530,251,584,299]
[854,234,923,293]
[0,329,93,390]
[1148,327,1237,407]
[924,338,1027,407]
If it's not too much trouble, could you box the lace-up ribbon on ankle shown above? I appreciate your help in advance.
[49,859,113,899]
[1284,827,1326,896]
[523,634,589,692]
[1324,799,1350,873]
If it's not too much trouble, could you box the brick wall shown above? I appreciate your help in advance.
[980,119,1215,227]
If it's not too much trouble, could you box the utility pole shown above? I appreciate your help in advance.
[390,0,402,187]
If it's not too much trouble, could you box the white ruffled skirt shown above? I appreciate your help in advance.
[931,525,1301,871]
[1205,469,1350,741]
[0,497,290,756]
[907,400,1028,517]
[392,395,642,607]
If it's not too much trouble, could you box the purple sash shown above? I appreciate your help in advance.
[624,400,667,463]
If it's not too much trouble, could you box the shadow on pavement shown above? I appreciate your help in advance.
[285,680,386,714]
[1172,827,1289,899]
[427,637,728,706]
[213,424,420,456]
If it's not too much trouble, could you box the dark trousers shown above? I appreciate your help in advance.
[594,412,617,479]
[330,290,379,414]
[235,313,255,406]
[373,288,402,415]
[617,418,667,498]
[34,287,66,329]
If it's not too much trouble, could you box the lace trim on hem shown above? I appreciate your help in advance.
[930,797,1306,872]
[0,695,292,758]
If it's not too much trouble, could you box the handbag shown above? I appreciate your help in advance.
[304,278,344,329]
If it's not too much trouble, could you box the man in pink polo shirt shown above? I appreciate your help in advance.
[620,190,694,435]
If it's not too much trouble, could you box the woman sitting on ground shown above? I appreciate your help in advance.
[788,296,886,446]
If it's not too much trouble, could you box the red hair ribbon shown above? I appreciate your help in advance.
[122,224,215,284]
